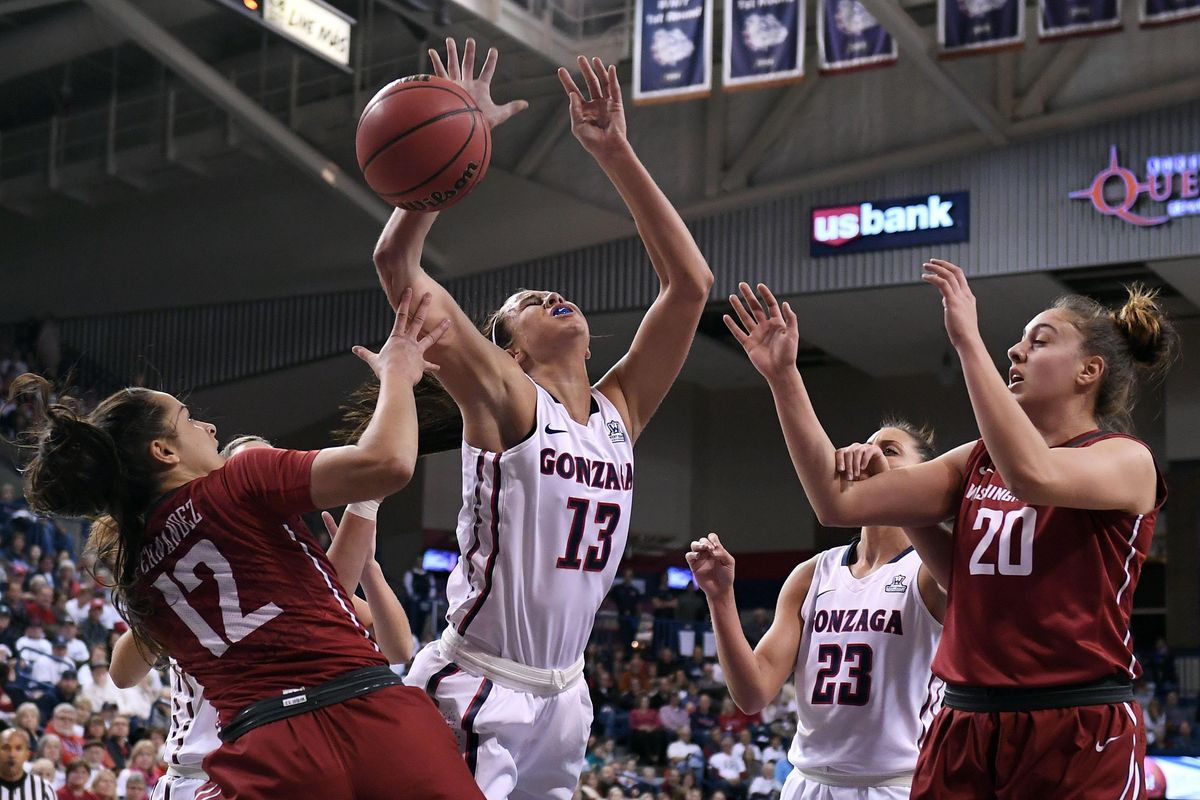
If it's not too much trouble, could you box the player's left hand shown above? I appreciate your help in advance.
[558,56,628,161]
[922,258,982,351]
[429,38,529,129]
[835,442,889,481]
[685,533,735,598]
[321,511,339,538]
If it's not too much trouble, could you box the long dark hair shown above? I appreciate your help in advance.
[340,374,463,455]
[1052,284,1179,432]
[10,374,170,660]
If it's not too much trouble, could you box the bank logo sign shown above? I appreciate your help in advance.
[810,191,970,256]
[1070,145,1200,227]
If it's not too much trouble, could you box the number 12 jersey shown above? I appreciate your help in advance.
[445,381,635,670]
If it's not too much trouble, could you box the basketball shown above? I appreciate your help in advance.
[355,75,491,212]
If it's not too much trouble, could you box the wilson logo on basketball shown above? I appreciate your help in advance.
[809,191,970,257]
[396,161,481,212]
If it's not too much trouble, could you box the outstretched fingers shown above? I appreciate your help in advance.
[728,293,756,333]
[445,38,461,81]
[578,55,604,101]
[428,48,448,78]
[460,37,476,80]
[479,46,499,83]
[557,66,581,98]
[606,64,622,104]
[392,287,415,336]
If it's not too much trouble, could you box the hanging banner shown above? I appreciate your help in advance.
[817,0,898,73]
[1140,0,1200,25]
[1039,0,1122,38]
[723,0,805,89]
[939,0,1024,55]
[634,0,713,103]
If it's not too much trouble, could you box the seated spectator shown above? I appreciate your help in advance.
[0,605,18,653]
[16,620,52,660]
[81,740,107,781]
[30,757,59,788]
[63,588,95,627]
[732,729,760,771]
[1166,720,1198,755]
[1147,638,1177,691]
[658,689,690,734]
[36,669,82,722]
[748,761,781,799]
[651,575,678,620]
[36,733,66,787]
[683,646,707,683]
[87,767,117,800]
[689,694,718,747]
[78,603,110,652]
[103,715,130,772]
[591,670,623,740]
[57,621,89,667]
[709,737,747,799]
[58,759,98,800]
[578,769,604,800]
[629,695,666,766]
[55,562,80,600]
[1145,697,1167,748]
[32,639,75,686]
[122,773,148,800]
[45,704,83,762]
[666,727,704,783]
[80,666,120,715]
[116,740,161,793]
[1165,691,1190,736]
[655,647,680,677]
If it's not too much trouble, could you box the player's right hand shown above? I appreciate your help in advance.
[685,533,735,597]
[724,282,799,382]
[429,38,529,129]
[835,442,889,481]
[353,288,448,386]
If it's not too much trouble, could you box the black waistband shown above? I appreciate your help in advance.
[943,677,1133,712]
[219,665,402,743]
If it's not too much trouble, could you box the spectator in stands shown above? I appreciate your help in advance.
[629,694,666,766]
[742,609,770,649]
[761,734,786,767]
[655,647,680,678]
[689,693,718,747]
[87,768,116,800]
[122,774,147,800]
[651,575,678,621]
[1165,690,1189,736]
[36,733,65,786]
[115,740,158,794]
[1147,638,1178,692]
[675,584,706,624]
[58,622,88,667]
[2,582,30,636]
[80,740,107,781]
[81,666,118,714]
[748,761,781,799]
[55,562,79,601]
[14,702,43,742]
[16,619,51,660]
[3,529,32,576]
[709,737,747,799]
[717,697,750,737]
[1165,720,1198,755]
[401,556,437,643]
[30,757,58,788]
[81,719,111,769]
[666,727,704,783]
[58,759,97,800]
[732,729,760,770]
[45,705,83,763]
[1145,697,1167,748]
[37,669,81,722]
[78,603,109,652]
[102,715,129,772]
[658,689,690,734]
[32,639,74,686]
[0,606,18,653]
[63,588,94,627]
[612,570,642,646]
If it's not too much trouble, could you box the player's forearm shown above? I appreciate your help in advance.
[326,510,377,594]
[352,373,420,493]
[594,144,712,299]
[766,369,851,527]
[707,591,773,714]
[373,209,439,311]
[362,561,414,663]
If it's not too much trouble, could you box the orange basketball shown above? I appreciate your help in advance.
[355,75,491,212]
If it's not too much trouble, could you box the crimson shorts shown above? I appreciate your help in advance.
[912,702,1146,800]
[201,684,485,799]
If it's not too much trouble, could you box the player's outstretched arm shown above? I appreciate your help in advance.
[727,282,967,528]
[558,57,714,442]
[687,534,810,715]
[373,39,536,450]
[360,560,414,663]
[311,291,447,507]
[110,630,154,689]
[923,258,1158,514]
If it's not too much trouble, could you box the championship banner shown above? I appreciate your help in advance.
[939,0,1024,54]
[817,0,898,74]
[633,0,713,103]
[1140,0,1200,26]
[1039,0,1122,38]
[723,0,805,89]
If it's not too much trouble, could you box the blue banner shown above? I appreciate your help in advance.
[1141,0,1200,25]
[939,0,1024,54]
[817,0,898,73]
[1039,0,1122,38]
[723,0,805,88]
[634,0,713,103]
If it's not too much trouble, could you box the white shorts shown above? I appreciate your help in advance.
[151,774,209,800]
[405,643,592,800]
[781,769,910,800]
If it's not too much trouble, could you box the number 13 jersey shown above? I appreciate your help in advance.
[445,381,635,670]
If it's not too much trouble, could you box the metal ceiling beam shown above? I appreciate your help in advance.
[855,0,1009,145]
[720,79,819,192]
[703,78,726,198]
[80,0,394,229]
[513,106,569,178]
[0,0,75,14]
[1013,40,1092,119]
[995,51,1015,120]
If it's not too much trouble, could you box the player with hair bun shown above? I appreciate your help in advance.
[373,38,713,800]
[725,259,1176,799]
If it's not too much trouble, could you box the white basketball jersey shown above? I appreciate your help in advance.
[445,381,635,670]
[163,662,220,769]
[789,544,943,781]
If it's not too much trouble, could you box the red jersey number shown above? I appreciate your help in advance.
[152,539,283,657]
[968,507,1036,576]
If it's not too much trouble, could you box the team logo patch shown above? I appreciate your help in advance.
[607,420,627,444]
[884,575,908,593]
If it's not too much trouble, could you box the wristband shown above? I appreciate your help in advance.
[345,499,381,522]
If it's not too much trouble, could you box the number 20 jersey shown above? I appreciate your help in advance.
[789,545,942,781]
[445,381,635,670]
[934,431,1167,688]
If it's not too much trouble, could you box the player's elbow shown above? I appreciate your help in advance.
[377,457,415,494]
[728,688,768,716]
[814,504,854,529]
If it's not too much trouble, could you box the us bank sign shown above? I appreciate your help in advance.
[1070,145,1200,227]
[810,192,970,257]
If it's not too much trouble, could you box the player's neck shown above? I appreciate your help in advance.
[526,362,594,424]
[850,527,911,578]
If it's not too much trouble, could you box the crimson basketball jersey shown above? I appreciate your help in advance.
[137,448,385,723]
[934,431,1166,688]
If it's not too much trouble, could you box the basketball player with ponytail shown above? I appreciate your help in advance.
[373,39,713,800]
[725,259,1175,798]
[9,293,485,800]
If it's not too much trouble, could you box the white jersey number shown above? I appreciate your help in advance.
[153,539,283,657]
[968,507,1036,576]
[556,498,621,572]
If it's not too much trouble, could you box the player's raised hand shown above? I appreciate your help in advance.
[834,442,889,482]
[922,258,982,351]
[685,533,735,598]
[724,282,799,382]
[429,37,528,129]
[353,289,449,385]
[557,56,628,161]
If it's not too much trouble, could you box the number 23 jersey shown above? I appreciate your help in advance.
[445,381,635,670]
[934,431,1167,688]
